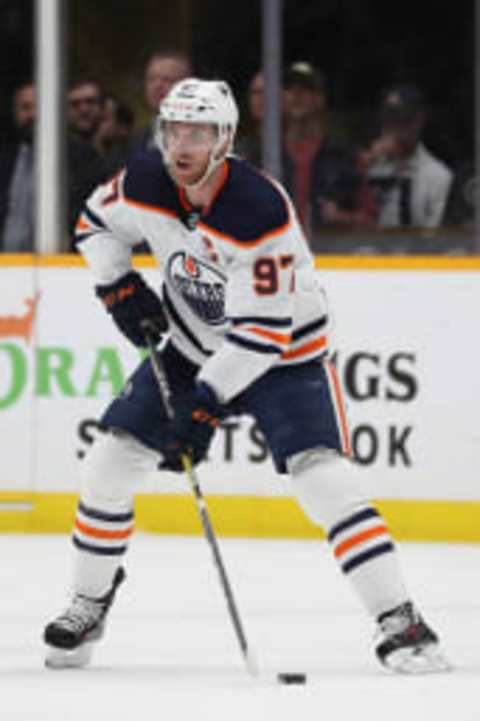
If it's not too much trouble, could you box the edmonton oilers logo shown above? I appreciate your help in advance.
[167,251,226,324]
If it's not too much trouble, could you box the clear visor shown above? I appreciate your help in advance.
[160,120,219,151]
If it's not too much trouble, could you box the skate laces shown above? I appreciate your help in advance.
[55,594,105,635]
[377,602,419,639]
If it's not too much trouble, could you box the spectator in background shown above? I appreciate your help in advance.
[129,49,192,153]
[0,80,108,252]
[66,79,109,245]
[235,69,264,165]
[0,81,36,251]
[67,79,105,146]
[361,84,453,228]
[282,62,376,234]
[94,94,135,176]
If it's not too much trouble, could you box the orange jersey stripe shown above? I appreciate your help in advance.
[246,326,291,345]
[197,217,292,249]
[75,216,91,232]
[324,360,352,456]
[334,525,388,559]
[122,177,292,249]
[281,335,327,360]
[75,518,133,541]
[124,196,178,220]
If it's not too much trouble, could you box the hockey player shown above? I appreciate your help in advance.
[44,78,449,673]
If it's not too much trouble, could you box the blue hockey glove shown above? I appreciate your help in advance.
[96,271,168,347]
[160,382,224,472]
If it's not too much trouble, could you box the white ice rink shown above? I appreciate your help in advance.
[0,533,478,721]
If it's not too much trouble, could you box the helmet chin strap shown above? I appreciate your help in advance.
[183,147,225,191]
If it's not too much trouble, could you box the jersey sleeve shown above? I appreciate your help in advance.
[198,210,297,403]
[74,168,143,285]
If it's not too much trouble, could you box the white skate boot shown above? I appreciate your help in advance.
[44,566,125,668]
[375,601,451,674]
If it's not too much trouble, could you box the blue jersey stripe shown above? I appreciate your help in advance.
[74,231,101,245]
[84,203,108,230]
[229,315,292,328]
[226,332,281,355]
[291,316,328,342]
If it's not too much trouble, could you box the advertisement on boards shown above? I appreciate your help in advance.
[1,262,480,501]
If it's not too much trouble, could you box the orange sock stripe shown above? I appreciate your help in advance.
[74,518,133,541]
[334,524,389,559]
[324,360,352,456]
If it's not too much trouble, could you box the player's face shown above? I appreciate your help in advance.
[164,121,217,186]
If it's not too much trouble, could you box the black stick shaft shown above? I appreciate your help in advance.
[144,332,258,676]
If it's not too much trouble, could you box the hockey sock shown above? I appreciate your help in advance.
[289,450,410,619]
[327,505,409,618]
[71,500,134,598]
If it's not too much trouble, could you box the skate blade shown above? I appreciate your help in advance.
[45,642,94,669]
[385,643,453,674]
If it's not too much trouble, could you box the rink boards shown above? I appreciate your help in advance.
[1,254,480,541]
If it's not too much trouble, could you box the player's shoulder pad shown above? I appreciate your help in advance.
[122,149,177,211]
[208,157,290,243]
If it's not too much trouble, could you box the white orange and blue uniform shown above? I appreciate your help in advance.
[75,151,350,480]
[45,90,444,674]
[70,152,412,618]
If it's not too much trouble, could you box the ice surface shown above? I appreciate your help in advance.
[0,534,478,721]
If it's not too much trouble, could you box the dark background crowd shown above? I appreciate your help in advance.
[0,0,475,254]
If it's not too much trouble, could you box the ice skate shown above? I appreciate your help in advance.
[44,566,125,669]
[375,601,451,674]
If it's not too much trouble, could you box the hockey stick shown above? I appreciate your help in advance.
[142,328,258,678]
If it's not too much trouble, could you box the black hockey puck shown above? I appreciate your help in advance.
[277,673,307,684]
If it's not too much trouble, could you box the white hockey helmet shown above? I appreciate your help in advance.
[155,78,239,186]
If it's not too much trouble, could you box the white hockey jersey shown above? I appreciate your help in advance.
[76,152,330,403]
